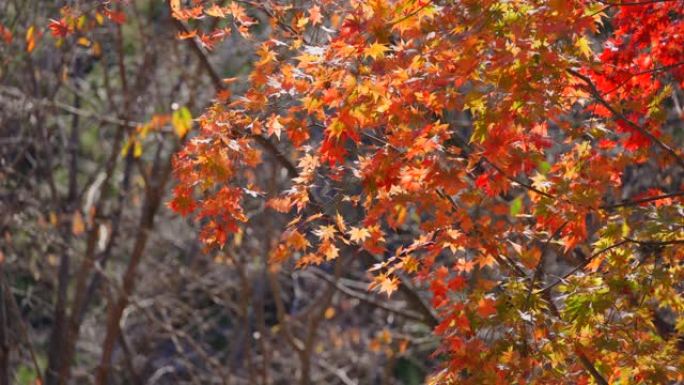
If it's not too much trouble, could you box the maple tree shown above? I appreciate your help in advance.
[1,0,684,384]
[168,0,684,384]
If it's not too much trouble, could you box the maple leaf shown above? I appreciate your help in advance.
[296,253,324,267]
[267,114,283,140]
[177,30,198,40]
[205,4,226,18]
[71,211,85,236]
[103,9,126,24]
[585,254,604,272]
[296,16,309,29]
[477,297,497,318]
[400,255,419,273]
[575,36,593,58]
[169,186,197,216]
[476,253,497,269]
[25,25,39,53]
[334,211,347,232]
[229,2,247,22]
[267,196,292,213]
[197,33,217,50]
[475,173,489,190]
[314,225,337,241]
[306,213,324,223]
[364,42,389,60]
[454,258,474,273]
[319,241,339,261]
[0,24,12,44]
[309,6,323,25]
[348,226,370,244]
[285,229,310,251]
[48,19,70,38]
[448,275,466,291]
[171,107,192,138]
[373,274,399,298]
[530,173,552,192]
[172,5,204,21]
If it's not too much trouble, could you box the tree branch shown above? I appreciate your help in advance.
[308,268,430,324]
[577,349,609,385]
[538,237,683,294]
[170,11,299,178]
[567,68,684,170]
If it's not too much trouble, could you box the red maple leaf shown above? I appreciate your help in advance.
[48,19,70,38]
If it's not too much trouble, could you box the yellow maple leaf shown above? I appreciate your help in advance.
[172,107,192,138]
[400,255,419,273]
[376,274,399,297]
[314,224,337,241]
[26,25,38,53]
[297,16,309,29]
[335,212,347,232]
[364,42,389,60]
[320,241,339,261]
[575,36,592,59]
[530,172,551,192]
[205,4,226,18]
[348,226,371,243]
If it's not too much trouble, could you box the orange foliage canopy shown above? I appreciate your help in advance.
[170,1,684,383]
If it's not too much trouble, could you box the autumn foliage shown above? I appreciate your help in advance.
[162,0,684,383]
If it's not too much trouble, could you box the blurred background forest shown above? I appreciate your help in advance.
[0,1,436,384]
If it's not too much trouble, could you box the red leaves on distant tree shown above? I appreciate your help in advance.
[0,23,13,44]
[48,18,71,37]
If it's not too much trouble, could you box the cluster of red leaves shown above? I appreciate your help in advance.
[170,106,262,249]
[588,2,684,151]
[0,23,12,44]
[169,0,684,383]
[11,3,127,57]
[47,5,125,39]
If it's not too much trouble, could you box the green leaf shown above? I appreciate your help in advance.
[510,196,523,216]
[537,160,551,174]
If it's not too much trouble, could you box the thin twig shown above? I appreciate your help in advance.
[537,239,630,294]
[0,270,44,385]
[481,156,556,199]
[623,237,684,246]
[600,191,684,209]
[0,86,141,127]
[308,268,429,324]
[524,221,569,305]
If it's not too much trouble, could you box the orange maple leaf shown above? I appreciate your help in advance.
[309,6,323,25]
